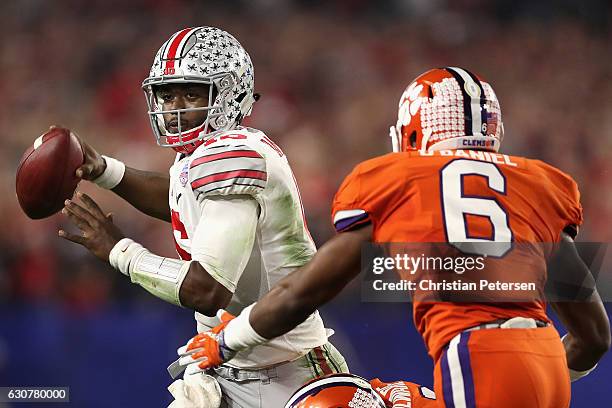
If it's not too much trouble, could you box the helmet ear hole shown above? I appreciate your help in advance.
[206,84,219,106]
[409,131,417,148]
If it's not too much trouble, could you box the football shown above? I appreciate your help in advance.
[16,126,84,219]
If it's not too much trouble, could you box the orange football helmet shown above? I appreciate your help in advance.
[389,67,504,154]
[284,374,386,408]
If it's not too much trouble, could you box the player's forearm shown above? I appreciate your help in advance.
[179,196,257,315]
[553,299,611,370]
[108,238,232,312]
[250,269,353,339]
[250,279,317,339]
[179,262,232,316]
[111,166,171,222]
[563,331,609,371]
[250,225,371,339]
[221,228,367,353]
[85,154,171,222]
[548,234,611,371]
[74,140,170,221]
[110,196,255,312]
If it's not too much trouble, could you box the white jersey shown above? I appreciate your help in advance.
[168,126,328,368]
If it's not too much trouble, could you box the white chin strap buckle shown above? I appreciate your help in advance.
[389,126,400,152]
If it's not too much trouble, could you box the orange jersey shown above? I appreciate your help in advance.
[331,150,582,360]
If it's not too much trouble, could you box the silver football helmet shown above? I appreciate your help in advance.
[142,27,256,154]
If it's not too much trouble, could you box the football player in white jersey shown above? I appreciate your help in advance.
[58,26,348,407]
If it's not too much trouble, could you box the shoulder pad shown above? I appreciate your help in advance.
[189,141,267,199]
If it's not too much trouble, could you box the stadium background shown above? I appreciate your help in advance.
[1,0,611,406]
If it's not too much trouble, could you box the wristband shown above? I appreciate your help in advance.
[109,238,145,276]
[93,155,125,189]
[223,304,268,351]
[109,238,190,306]
[569,365,597,382]
[561,334,599,381]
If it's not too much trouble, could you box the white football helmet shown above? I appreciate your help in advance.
[143,27,256,154]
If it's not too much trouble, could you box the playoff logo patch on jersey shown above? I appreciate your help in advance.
[179,161,189,187]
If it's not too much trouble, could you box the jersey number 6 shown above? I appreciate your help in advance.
[440,159,512,257]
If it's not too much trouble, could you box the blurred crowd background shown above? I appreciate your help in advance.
[1,0,611,406]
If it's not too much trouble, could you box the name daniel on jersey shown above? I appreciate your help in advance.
[419,149,518,166]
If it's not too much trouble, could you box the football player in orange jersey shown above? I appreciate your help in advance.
[176,67,610,408]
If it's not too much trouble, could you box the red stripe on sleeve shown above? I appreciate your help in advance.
[191,169,267,189]
[190,150,263,168]
[313,347,334,375]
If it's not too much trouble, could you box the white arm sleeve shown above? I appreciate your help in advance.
[191,196,259,293]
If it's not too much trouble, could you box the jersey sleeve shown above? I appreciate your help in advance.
[331,164,372,233]
[561,177,583,239]
[189,144,268,201]
[190,196,259,292]
[535,161,584,239]
[331,155,405,233]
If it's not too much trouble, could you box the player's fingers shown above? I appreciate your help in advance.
[58,229,88,246]
[75,163,93,179]
[190,350,210,361]
[106,212,113,222]
[181,343,204,355]
[179,354,207,366]
[63,201,94,229]
[62,209,91,232]
[177,345,193,356]
[197,360,211,370]
[178,333,209,355]
[186,339,208,353]
[179,340,207,356]
[77,192,106,219]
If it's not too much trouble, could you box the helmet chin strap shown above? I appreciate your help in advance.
[239,93,257,118]
[419,129,433,154]
[389,126,400,153]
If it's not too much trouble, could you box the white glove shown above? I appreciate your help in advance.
[167,372,222,408]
